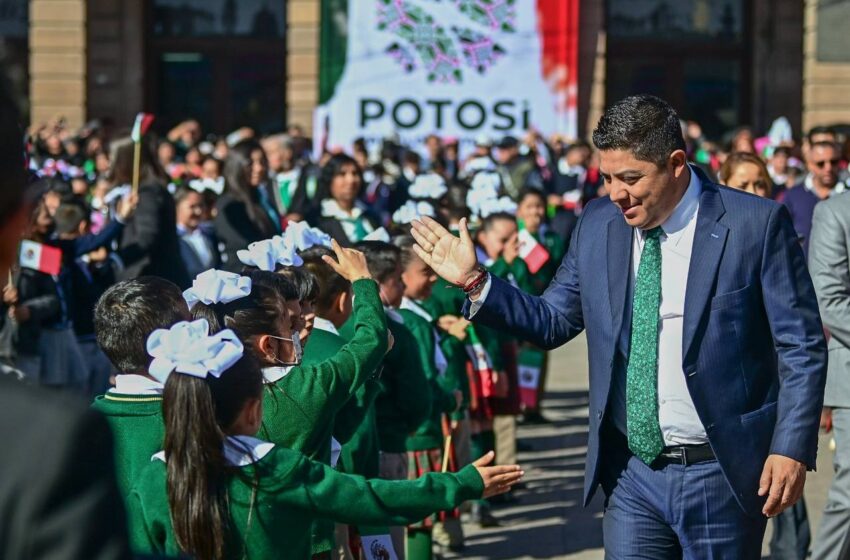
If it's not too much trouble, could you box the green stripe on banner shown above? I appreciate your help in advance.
[319,0,349,105]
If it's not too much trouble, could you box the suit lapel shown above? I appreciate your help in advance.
[606,214,633,357]
[682,181,728,365]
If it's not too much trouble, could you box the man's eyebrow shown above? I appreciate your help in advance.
[600,169,645,176]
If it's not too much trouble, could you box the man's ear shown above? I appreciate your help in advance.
[669,149,688,176]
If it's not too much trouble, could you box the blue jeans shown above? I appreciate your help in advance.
[600,443,767,559]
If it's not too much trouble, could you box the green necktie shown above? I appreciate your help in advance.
[626,226,665,464]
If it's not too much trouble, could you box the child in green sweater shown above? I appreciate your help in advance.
[127,319,523,560]
[515,187,566,422]
[394,234,467,555]
[90,276,190,504]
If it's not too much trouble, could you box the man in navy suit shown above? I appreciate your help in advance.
[411,95,827,558]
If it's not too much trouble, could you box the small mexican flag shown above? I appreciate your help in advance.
[19,240,62,276]
[518,229,550,274]
[518,347,545,409]
[465,326,497,398]
[358,527,398,560]
[131,113,155,143]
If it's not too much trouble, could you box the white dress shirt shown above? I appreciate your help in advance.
[471,166,707,446]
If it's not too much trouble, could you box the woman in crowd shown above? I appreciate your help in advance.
[108,136,189,288]
[718,151,773,199]
[310,154,377,246]
[214,139,281,272]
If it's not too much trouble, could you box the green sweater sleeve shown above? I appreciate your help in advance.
[271,452,485,526]
[126,484,166,555]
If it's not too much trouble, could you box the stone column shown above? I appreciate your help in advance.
[287,0,320,135]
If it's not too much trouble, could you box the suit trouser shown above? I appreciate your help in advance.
[814,408,850,560]
[770,498,810,560]
[600,439,767,559]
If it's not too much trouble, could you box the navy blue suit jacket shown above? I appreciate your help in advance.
[465,170,827,516]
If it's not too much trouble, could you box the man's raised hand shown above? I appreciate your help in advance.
[411,217,479,286]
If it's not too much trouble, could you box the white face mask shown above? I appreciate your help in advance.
[268,334,302,366]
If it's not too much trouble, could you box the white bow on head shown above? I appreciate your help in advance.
[183,269,252,310]
[469,171,501,196]
[408,173,448,200]
[364,227,391,242]
[478,196,517,218]
[465,156,497,174]
[283,221,332,251]
[189,177,226,196]
[237,236,304,271]
[392,200,436,225]
[146,319,244,383]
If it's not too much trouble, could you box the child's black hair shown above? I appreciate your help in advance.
[95,277,190,374]
[276,266,319,303]
[163,352,263,560]
[53,199,89,236]
[300,246,351,316]
[517,186,546,206]
[355,241,401,284]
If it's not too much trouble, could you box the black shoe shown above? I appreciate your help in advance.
[470,503,501,528]
[522,411,552,425]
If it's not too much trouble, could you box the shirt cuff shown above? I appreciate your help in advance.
[467,277,492,318]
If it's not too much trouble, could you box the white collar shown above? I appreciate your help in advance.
[475,246,495,267]
[313,316,339,335]
[384,306,404,324]
[109,374,164,395]
[321,198,364,220]
[152,435,275,467]
[400,297,433,322]
[804,174,847,197]
[658,165,701,236]
[262,366,295,384]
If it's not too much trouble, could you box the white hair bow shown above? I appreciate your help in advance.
[465,157,497,174]
[283,221,332,251]
[478,196,517,218]
[408,173,448,200]
[183,269,252,310]
[469,171,501,196]
[237,236,304,271]
[189,177,225,196]
[392,200,436,225]
[364,227,391,242]
[146,319,244,383]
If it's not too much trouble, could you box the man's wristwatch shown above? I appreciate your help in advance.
[462,266,489,299]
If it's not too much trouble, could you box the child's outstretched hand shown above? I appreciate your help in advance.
[473,451,524,498]
[322,239,372,282]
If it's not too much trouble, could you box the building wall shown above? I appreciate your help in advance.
[578,0,606,139]
[29,0,87,128]
[803,0,850,131]
[287,0,319,134]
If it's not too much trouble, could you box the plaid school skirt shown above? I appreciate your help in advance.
[407,447,460,529]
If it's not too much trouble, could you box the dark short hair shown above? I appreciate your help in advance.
[53,200,89,235]
[95,277,190,374]
[592,95,686,167]
[355,241,401,283]
[479,212,517,233]
[277,266,319,303]
[301,246,351,315]
[517,186,546,206]
[809,141,839,155]
[807,126,835,144]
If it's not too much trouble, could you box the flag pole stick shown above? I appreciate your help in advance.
[131,140,141,196]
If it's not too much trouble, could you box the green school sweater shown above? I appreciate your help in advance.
[335,378,383,478]
[127,446,484,560]
[257,280,386,554]
[398,308,457,451]
[302,326,345,367]
[363,316,432,453]
[90,392,165,504]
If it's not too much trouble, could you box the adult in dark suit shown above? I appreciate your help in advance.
[107,136,190,288]
[411,95,827,558]
[0,73,130,559]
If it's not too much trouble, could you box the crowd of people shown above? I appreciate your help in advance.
[2,103,849,560]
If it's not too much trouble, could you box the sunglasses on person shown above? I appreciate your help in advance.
[814,158,840,169]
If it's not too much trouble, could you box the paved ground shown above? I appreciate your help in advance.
[452,332,835,559]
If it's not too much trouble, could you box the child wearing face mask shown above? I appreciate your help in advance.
[194,242,389,559]
[126,319,524,560]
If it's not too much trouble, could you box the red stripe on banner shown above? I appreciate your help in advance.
[537,0,580,112]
